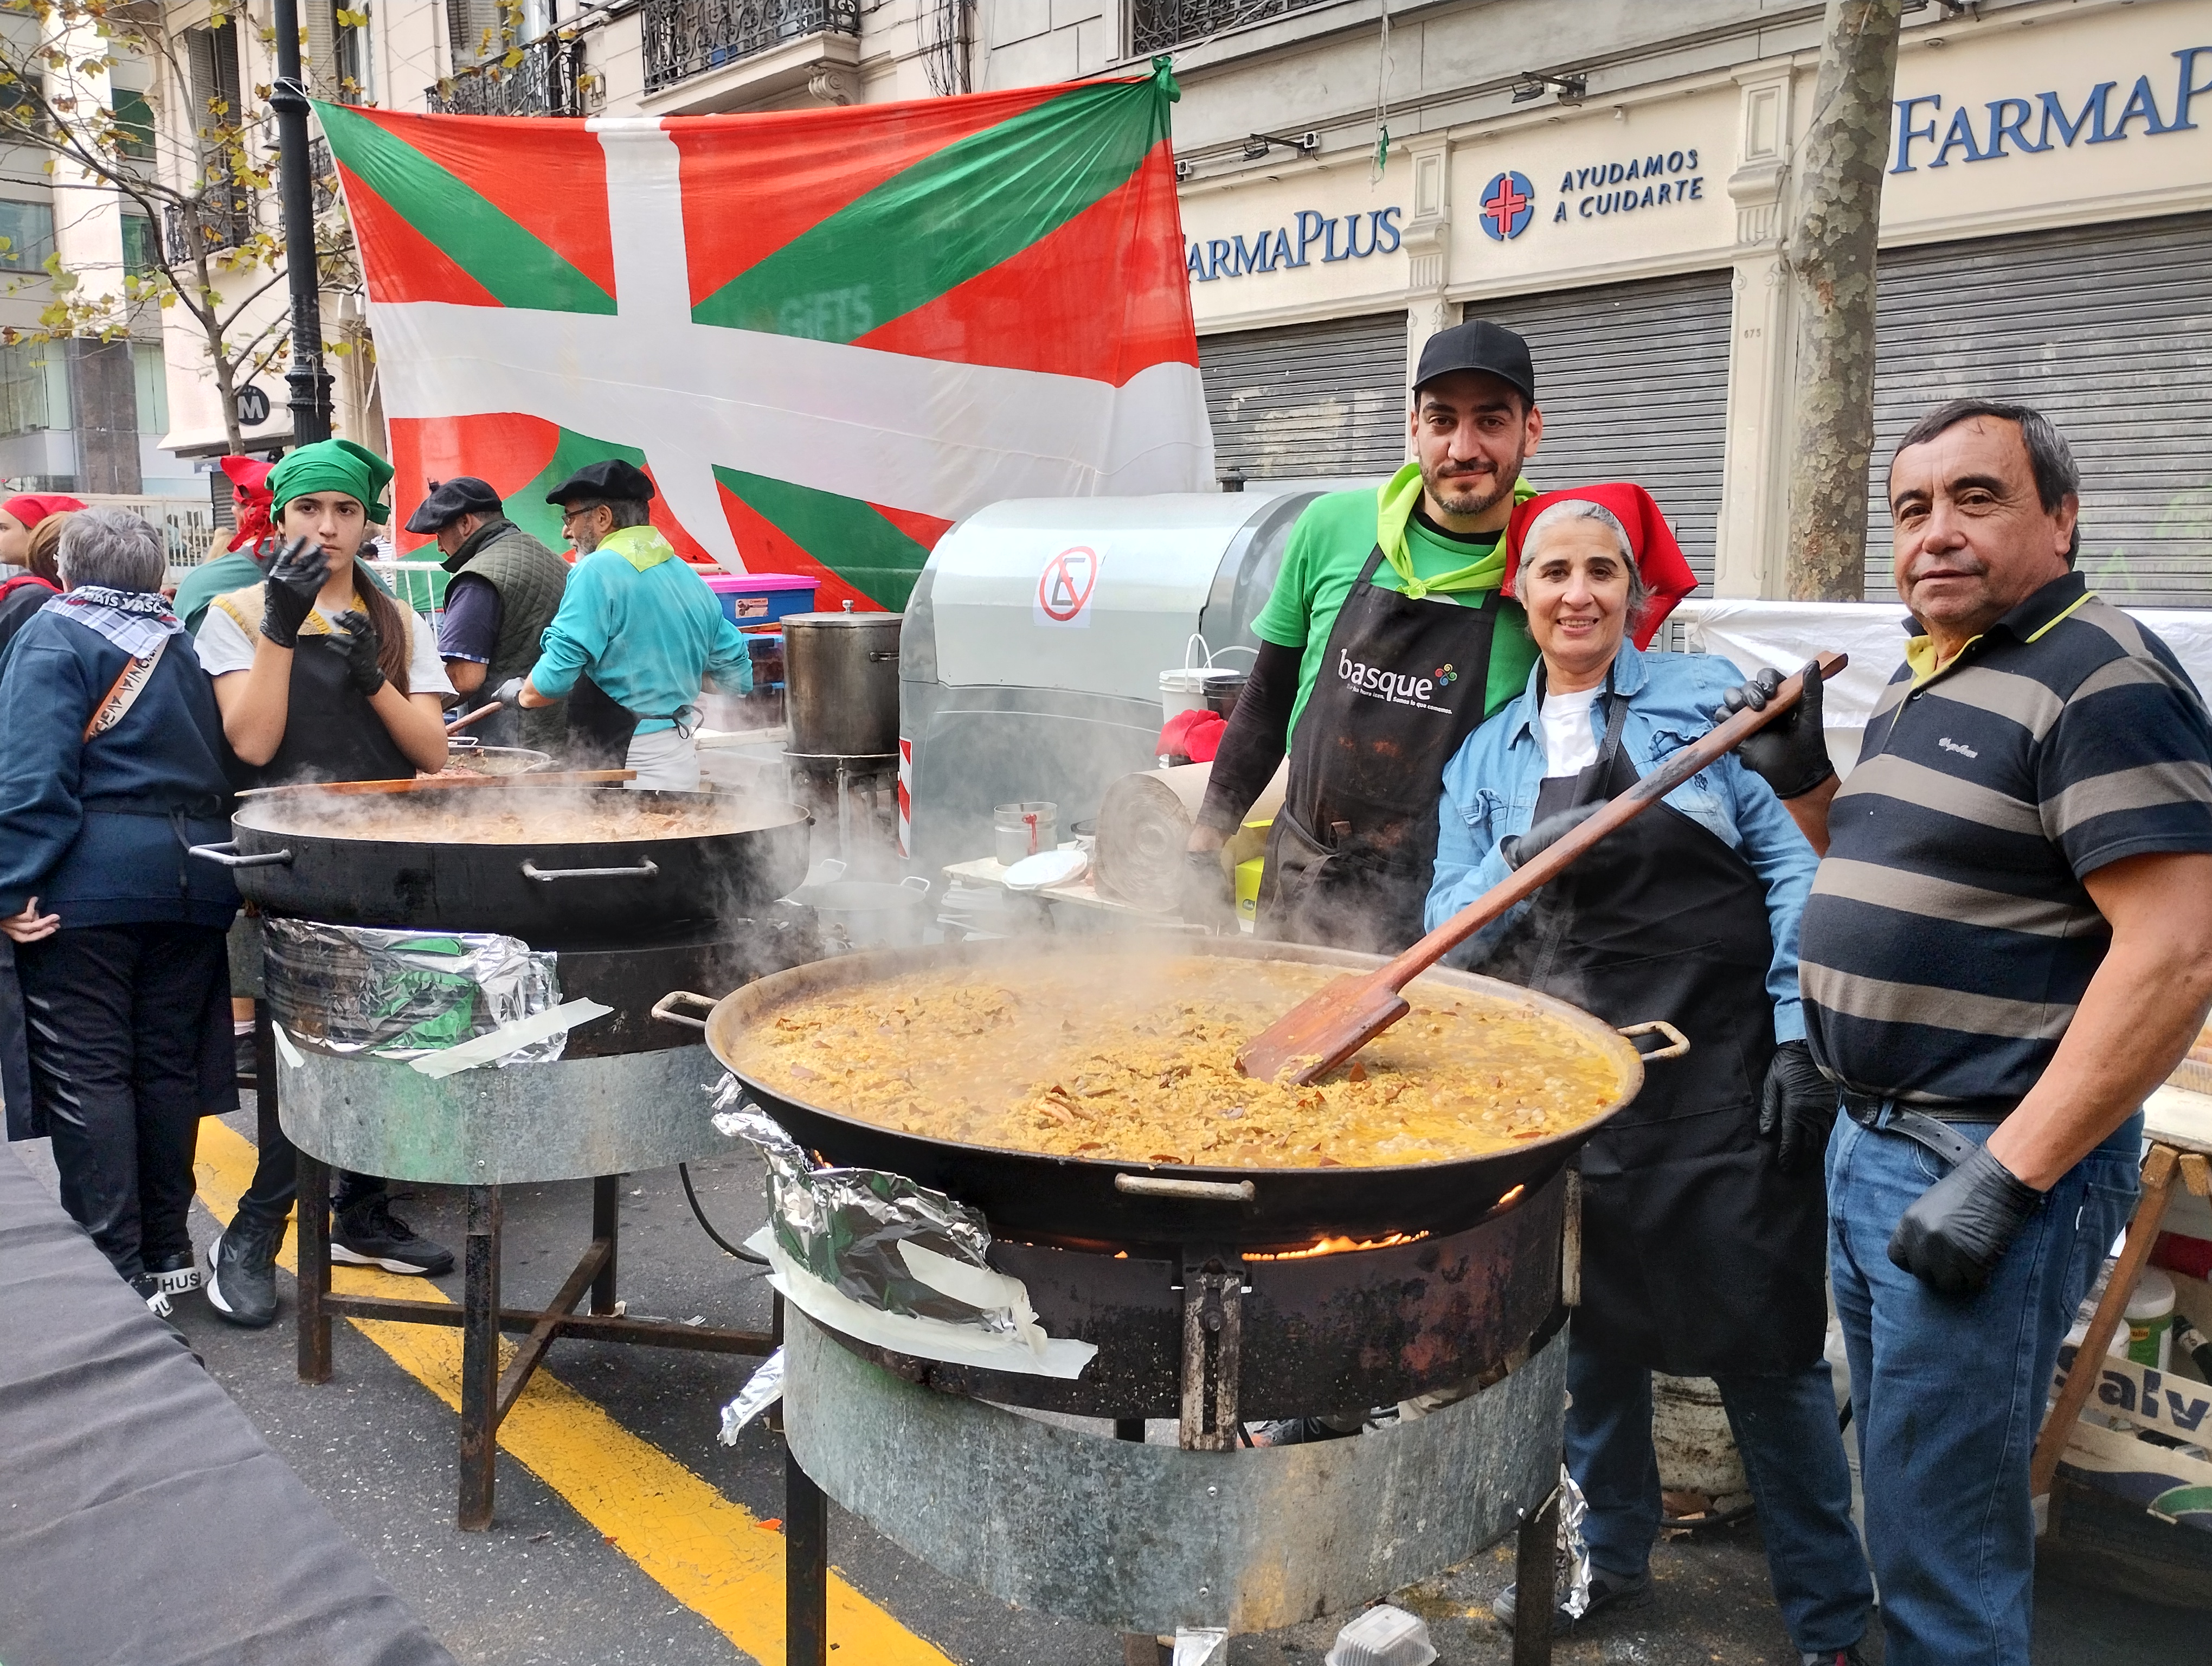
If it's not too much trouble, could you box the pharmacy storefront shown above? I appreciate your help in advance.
[1180,0,2212,603]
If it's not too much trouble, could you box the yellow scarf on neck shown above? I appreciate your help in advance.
[597,525,677,573]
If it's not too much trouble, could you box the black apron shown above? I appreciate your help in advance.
[247,633,414,789]
[564,673,639,771]
[1478,684,1827,1375]
[1256,544,1503,953]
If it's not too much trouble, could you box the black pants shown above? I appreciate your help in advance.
[17,922,232,1281]
[235,1110,383,1228]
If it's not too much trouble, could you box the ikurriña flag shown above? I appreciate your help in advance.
[316,63,1210,611]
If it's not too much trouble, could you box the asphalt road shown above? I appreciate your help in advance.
[12,1106,2207,1666]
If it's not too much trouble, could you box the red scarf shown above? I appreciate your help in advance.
[220,454,277,554]
[1503,482,1699,649]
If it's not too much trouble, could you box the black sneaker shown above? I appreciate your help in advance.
[144,1250,200,1298]
[331,1193,454,1276]
[1493,1565,1651,1635]
[129,1272,177,1320]
[206,1215,284,1328]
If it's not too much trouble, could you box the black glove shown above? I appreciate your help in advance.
[1758,1040,1836,1175]
[259,536,329,649]
[1714,659,1835,800]
[1887,1144,2044,1297]
[1181,845,1237,927]
[329,608,385,698]
[1500,802,1602,870]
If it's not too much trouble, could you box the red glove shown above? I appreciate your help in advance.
[1158,708,1226,762]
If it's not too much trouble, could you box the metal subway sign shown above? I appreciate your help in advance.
[1186,207,1404,282]
[1892,46,2212,171]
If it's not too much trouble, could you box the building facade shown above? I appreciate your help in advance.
[154,0,2209,601]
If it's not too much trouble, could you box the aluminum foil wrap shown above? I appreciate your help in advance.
[264,918,567,1065]
[712,1085,1013,1336]
[1557,1464,1593,1619]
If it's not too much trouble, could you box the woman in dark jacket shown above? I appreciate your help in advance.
[0,509,241,1316]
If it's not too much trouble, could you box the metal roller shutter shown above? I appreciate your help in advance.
[1866,212,2212,605]
[1469,268,1734,587]
[1199,311,1411,481]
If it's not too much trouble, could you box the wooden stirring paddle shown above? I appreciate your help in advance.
[1236,651,1847,1086]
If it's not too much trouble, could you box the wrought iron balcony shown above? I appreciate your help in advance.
[642,0,859,95]
[1131,0,1333,54]
[162,181,256,265]
[427,34,586,118]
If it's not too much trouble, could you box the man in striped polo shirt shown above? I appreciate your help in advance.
[1722,399,2212,1666]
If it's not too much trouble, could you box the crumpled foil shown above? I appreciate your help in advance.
[717,1347,784,1446]
[711,1080,1014,1336]
[1557,1463,1593,1620]
[264,918,566,1064]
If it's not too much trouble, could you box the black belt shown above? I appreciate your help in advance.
[1840,1091,1983,1169]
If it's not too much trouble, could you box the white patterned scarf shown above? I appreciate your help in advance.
[44,585,184,659]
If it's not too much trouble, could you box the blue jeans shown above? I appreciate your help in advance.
[1564,1334,1873,1653]
[1828,1108,2142,1666]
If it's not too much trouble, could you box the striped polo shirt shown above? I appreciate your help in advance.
[1800,573,2212,1113]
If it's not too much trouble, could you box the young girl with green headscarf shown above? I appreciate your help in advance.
[191,438,456,1318]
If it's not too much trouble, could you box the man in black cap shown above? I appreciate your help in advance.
[513,459,751,789]
[1186,318,1545,951]
[409,476,571,753]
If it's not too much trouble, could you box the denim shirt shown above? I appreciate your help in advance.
[1424,640,1816,1042]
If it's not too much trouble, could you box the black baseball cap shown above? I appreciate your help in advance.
[403,475,504,534]
[1413,319,1535,405]
[546,458,656,505]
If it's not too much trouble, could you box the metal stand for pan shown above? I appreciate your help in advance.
[262,1004,776,1530]
[771,1168,1578,1666]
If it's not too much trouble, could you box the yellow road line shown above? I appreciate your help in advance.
[194,1119,955,1666]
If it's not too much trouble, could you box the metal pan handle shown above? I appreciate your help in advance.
[521,857,660,883]
[1618,1020,1690,1061]
[188,841,295,870]
[650,990,717,1031]
[1114,1174,1256,1204]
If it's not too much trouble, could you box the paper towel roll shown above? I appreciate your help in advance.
[1095,762,1286,913]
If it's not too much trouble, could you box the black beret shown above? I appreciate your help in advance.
[545,459,656,506]
[403,475,504,534]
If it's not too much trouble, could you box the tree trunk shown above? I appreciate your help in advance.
[1784,0,1904,601]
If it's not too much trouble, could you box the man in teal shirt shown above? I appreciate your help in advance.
[515,460,750,790]
[1189,320,1544,952]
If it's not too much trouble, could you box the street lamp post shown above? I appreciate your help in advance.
[271,0,332,445]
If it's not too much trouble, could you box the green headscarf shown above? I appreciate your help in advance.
[267,438,394,526]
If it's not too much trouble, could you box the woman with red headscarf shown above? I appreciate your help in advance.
[1422,485,1870,1655]
[0,495,85,663]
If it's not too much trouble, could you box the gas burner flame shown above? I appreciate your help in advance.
[1241,1229,1429,1263]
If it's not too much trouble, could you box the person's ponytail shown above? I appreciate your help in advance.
[352,562,412,694]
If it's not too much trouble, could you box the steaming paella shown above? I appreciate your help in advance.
[241,789,784,844]
[729,954,1633,1170]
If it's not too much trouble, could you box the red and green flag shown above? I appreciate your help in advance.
[314,67,1209,612]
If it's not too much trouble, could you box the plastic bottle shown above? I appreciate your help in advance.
[2125,1268,2177,1370]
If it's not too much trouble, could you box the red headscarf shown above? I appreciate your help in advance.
[1503,482,1698,650]
[3,492,84,530]
[218,454,277,555]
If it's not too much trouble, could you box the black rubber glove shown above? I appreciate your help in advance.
[258,536,329,649]
[1181,845,1237,927]
[1714,658,1835,800]
[1887,1144,2044,1297]
[1500,802,1602,870]
[1759,1040,1836,1175]
[330,608,385,699]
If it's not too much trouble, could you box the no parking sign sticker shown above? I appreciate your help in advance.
[1034,546,1099,628]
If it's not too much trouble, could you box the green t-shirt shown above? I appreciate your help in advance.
[1250,488,1537,743]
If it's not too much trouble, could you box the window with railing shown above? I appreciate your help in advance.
[428,34,585,117]
[642,0,859,95]
[0,199,56,272]
[1130,0,1334,54]
[162,182,256,265]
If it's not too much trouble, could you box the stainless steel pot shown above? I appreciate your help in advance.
[783,609,901,759]
[783,859,934,951]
